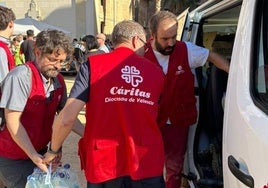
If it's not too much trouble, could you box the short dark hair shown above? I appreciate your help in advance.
[0,6,16,31]
[26,29,34,36]
[82,35,99,51]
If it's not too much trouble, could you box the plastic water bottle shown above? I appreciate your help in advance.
[52,171,69,188]
[63,164,80,188]
[25,175,41,188]
[26,164,80,188]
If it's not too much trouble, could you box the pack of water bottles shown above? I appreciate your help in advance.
[25,163,80,188]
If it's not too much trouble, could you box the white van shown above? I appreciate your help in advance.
[179,0,268,187]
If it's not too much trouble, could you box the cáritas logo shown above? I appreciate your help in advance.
[121,65,143,87]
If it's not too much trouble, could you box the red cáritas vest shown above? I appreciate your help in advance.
[78,47,165,183]
[0,41,15,71]
[0,62,65,159]
[144,41,197,127]
[0,41,16,128]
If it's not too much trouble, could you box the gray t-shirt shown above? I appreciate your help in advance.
[0,64,67,112]
[0,36,11,84]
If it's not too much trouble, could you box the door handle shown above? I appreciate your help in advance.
[228,155,254,188]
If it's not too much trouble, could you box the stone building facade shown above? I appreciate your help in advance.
[1,0,199,40]
[1,0,161,39]
[90,0,160,40]
[1,0,77,38]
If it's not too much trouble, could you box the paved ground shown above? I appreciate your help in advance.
[62,75,87,188]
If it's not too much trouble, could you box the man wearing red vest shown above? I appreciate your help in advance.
[0,6,16,188]
[44,20,165,188]
[0,5,16,83]
[0,30,84,187]
[144,11,230,188]
[0,5,16,136]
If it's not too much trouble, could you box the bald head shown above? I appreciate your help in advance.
[96,33,106,41]
[96,33,107,49]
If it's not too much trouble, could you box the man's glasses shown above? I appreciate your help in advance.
[138,37,148,52]
[96,37,104,41]
[139,38,147,47]
[45,54,68,66]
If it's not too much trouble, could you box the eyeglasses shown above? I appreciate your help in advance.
[139,38,147,47]
[138,37,148,52]
[44,54,68,66]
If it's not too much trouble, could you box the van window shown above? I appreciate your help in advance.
[252,1,268,114]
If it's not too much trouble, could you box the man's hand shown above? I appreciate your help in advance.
[30,153,49,172]
[43,152,62,171]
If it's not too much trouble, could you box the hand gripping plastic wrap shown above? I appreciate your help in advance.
[25,163,80,188]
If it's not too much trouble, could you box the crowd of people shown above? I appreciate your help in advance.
[71,34,111,72]
[0,4,229,188]
[9,29,35,67]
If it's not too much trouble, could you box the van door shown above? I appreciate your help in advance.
[223,0,268,187]
[177,8,190,41]
[184,0,268,188]
[181,0,268,187]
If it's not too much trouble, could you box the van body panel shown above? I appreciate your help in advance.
[180,0,268,187]
[223,0,268,187]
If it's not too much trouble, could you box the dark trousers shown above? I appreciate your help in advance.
[0,156,36,188]
[161,125,189,188]
[0,147,47,188]
[87,175,165,188]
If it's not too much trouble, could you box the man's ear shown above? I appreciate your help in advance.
[9,21,14,29]
[34,47,41,57]
[132,36,139,49]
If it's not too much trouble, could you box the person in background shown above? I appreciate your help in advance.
[0,5,16,83]
[81,34,105,61]
[0,30,85,188]
[20,29,35,62]
[144,10,230,188]
[44,20,165,188]
[72,38,78,46]
[17,33,24,45]
[73,38,86,71]
[96,33,111,53]
[12,36,25,66]
[105,38,114,51]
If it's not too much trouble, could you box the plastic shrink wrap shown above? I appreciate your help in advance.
[25,163,80,188]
